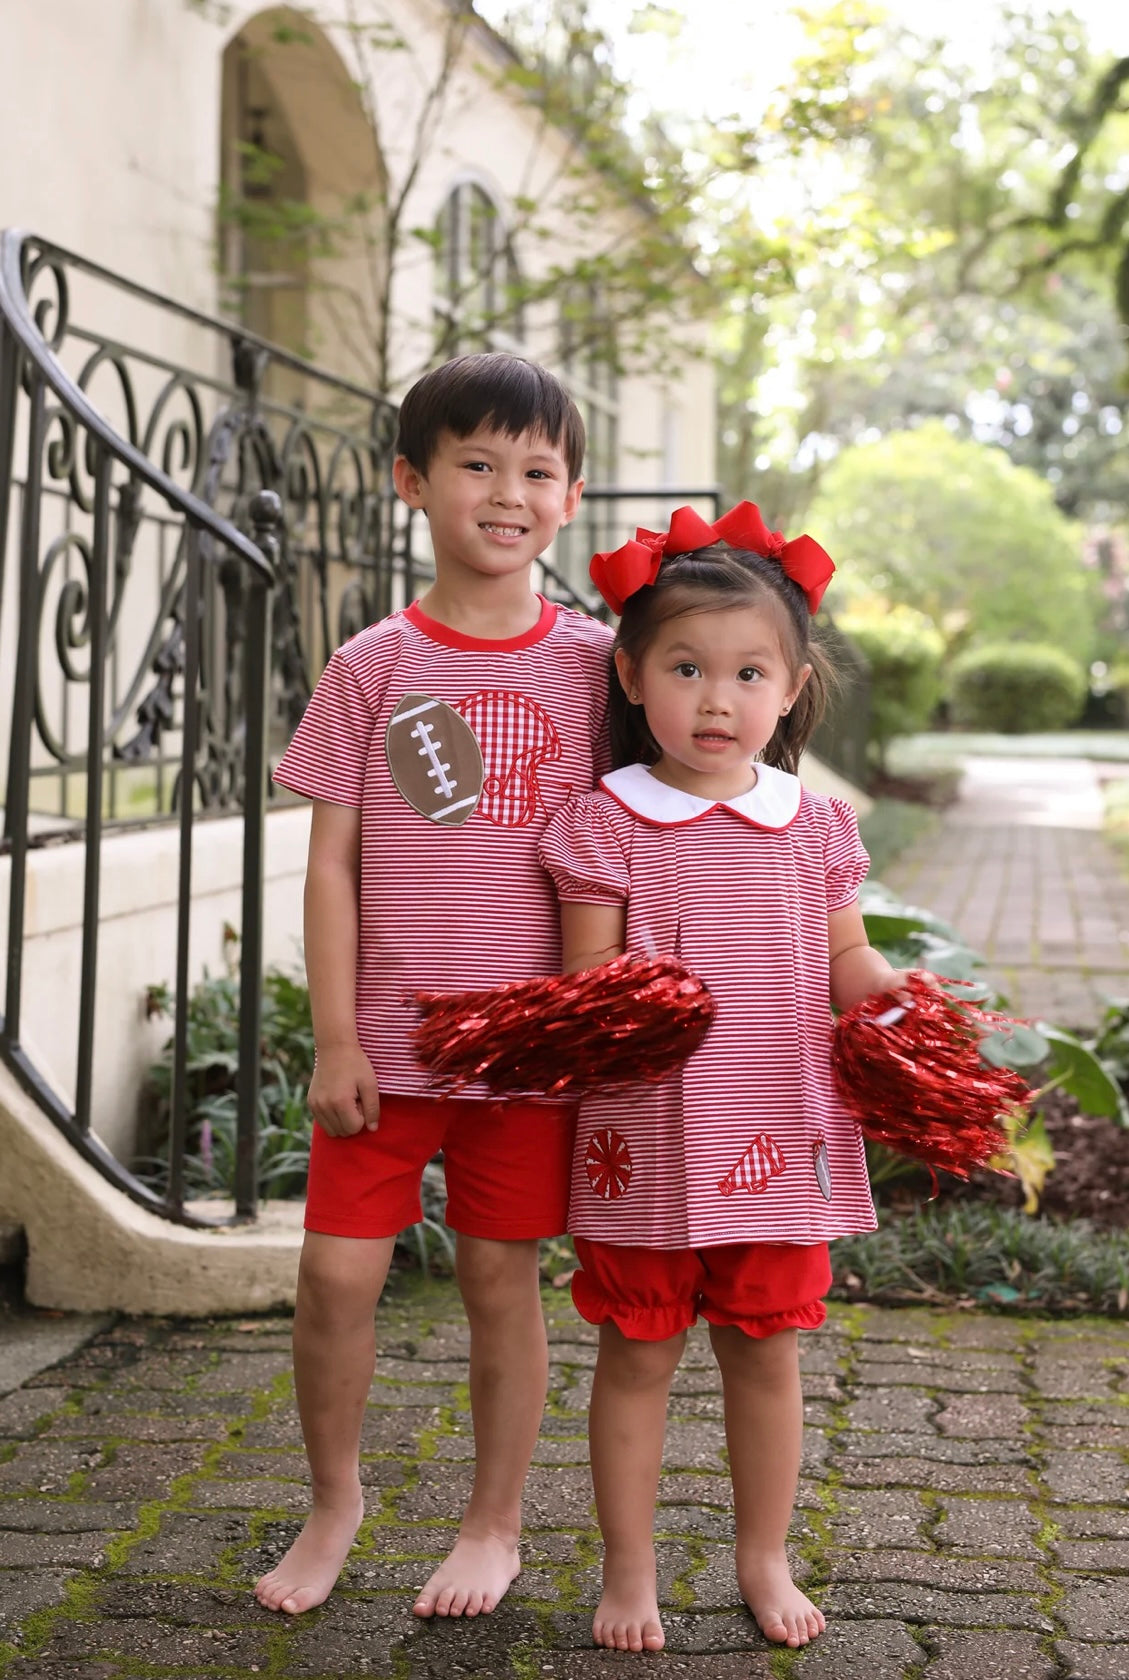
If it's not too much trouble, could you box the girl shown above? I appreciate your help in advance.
[538,502,911,1654]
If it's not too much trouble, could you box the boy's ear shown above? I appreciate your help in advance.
[613,646,639,704]
[560,476,584,527]
[392,454,427,509]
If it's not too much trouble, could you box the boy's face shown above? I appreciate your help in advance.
[392,427,583,586]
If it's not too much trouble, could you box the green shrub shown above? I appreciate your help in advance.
[136,954,455,1271]
[948,642,1086,733]
[838,607,945,771]
[857,797,939,877]
[832,1202,1129,1315]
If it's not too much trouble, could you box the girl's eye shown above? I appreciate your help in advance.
[737,667,761,683]
[675,662,700,678]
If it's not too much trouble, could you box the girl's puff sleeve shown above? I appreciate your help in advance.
[539,796,629,905]
[824,795,870,910]
[273,650,375,807]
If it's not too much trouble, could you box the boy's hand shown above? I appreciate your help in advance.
[307,1045,381,1136]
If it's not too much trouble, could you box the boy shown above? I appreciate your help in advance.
[256,352,612,1619]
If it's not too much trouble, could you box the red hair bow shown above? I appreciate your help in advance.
[589,500,835,616]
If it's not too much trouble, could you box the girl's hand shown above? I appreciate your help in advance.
[307,1045,381,1136]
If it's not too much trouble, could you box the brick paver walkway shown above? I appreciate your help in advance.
[884,755,1129,1031]
[4,752,1129,1678]
[2,1284,1128,1679]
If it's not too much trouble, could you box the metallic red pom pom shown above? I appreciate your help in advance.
[412,954,716,1098]
[832,972,1032,1176]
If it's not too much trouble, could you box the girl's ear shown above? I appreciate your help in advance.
[614,647,640,704]
[787,663,813,711]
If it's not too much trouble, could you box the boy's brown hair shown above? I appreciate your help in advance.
[396,352,586,483]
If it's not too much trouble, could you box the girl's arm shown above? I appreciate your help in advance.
[561,901,626,972]
[303,798,381,1135]
[828,901,915,1014]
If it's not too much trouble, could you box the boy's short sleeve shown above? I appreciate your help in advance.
[539,796,629,905]
[825,796,870,910]
[273,650,375,807]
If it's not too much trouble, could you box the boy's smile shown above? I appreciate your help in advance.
[394,427,583,588]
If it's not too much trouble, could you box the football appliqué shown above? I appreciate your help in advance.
[386,694,484,826]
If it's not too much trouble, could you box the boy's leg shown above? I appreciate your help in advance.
[255,1232,396,1614]
[709,1324,825,1648]
[412,1233,544,1618]
[588,1320,685,1653]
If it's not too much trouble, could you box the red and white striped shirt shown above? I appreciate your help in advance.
[274,597,613,1098]
[539,763,878,1247]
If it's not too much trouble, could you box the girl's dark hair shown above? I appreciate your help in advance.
[608,543,838,776]
[396,351,586,482]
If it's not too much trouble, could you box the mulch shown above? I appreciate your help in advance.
[882,1090,1129,1229]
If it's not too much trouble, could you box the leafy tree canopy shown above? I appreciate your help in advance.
[807,421,1098,664]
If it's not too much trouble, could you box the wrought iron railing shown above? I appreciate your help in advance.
[0,232,423,1226]
[0,233,617,1232]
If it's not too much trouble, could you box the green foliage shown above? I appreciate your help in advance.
[832,1202,1129,1315]
[860,880,1128,1125]
[743,7,1129,523]
[947,642,1087,734]
[807,425,1097,665]
[138,964,315,1202]
[857,880,1129,1202]
[137,958,454,1270]
[838,605,944,770]
[857,798,939,879]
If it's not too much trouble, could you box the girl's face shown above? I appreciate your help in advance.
[616,601,810,800]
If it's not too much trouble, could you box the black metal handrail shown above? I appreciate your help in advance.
[0,232,339,1228]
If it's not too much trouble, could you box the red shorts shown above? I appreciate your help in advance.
[303,1093,575,1241]
[572,1237,831,1341]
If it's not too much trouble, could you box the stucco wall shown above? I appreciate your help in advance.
[0,804,310,1163]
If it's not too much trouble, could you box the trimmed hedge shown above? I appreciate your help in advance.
[838,608,944,769]
[948,642,1086,733]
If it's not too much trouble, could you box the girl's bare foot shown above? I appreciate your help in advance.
[738,1550,825,1648]
[412,1531,521,1617]
[254,1493,365,1615]
[592,1552,665,1652]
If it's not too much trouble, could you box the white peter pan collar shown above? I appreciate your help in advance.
[601,762,802,830]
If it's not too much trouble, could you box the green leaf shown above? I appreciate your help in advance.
[979,1024,1050,1070]
[1036,1023,1129,1125]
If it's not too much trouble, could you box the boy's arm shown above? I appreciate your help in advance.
[304,799,381,1136]
[561,901,626,972]
[827,901,913,1013]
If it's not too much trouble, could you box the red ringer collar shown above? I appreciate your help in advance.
[404,595,557,651]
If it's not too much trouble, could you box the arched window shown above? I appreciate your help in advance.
[558,283,620,573]
[434,180,525,357]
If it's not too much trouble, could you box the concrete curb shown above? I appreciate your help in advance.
[0,1065,303,1315]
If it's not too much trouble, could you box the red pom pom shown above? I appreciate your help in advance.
[412,954,716,1098]
[832,972,1032,1177]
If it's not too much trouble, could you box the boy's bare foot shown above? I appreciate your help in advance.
[254,1494,365,1615]
[738,1550,825,1647]
[412,1532,521,1618]
[592,1554,665,1652]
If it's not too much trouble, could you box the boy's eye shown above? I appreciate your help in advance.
[462,460,491,472]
